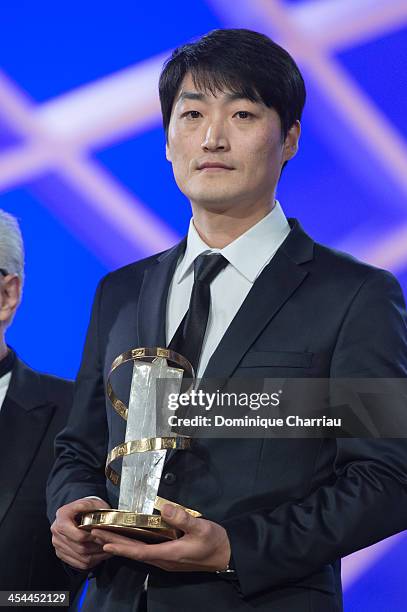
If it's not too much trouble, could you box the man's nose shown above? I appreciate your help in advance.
[201,122,229,151]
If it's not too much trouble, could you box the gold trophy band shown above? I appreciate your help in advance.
[78,347,201,542]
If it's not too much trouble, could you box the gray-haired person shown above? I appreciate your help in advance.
[0,210,82,600]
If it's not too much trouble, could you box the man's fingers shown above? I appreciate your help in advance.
[53,531,106,556]
[93,529,192,563]
[53,531,113,570]
[55,550,89,571]
[91,529,149,560]
[52,518,94,544]
[56,547,111,571]
[53,498,111,543]
[93,529,176,562]
[88,512,230,573]
[53,534,112,564]
[161,504,202,535]
[55,498,109,522]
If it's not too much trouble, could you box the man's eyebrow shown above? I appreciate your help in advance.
[177,91,258,103]
[177,91,206,102]
[224,92,256,102]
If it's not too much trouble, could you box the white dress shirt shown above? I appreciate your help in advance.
[86,202,290,505]
[0,372,12,412]
[166,201,291,378]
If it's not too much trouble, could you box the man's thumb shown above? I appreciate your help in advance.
[161,503,198,534]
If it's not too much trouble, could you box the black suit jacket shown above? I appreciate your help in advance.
[47,220,407,612]
[0,356,82,599]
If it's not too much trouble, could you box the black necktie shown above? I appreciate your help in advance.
[168,253,228,376]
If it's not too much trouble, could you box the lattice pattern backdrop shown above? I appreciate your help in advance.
[1,1,406,609]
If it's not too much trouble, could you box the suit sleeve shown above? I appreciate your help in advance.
[46,278,109,523]
[222,269,407,598]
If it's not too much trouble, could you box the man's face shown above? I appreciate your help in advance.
[0,273,21,330]
[166,72,299,212]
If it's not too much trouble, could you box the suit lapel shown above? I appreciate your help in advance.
[134,240,186,467]
[0,358,55,526]
[203,219,314,380]
[137,239,187,349]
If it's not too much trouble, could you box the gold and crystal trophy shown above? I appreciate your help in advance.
[78,347,200,543]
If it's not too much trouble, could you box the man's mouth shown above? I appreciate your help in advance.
[197,162,234,171]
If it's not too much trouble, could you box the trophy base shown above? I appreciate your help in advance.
[78,509,180,543]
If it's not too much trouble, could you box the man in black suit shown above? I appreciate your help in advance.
[0,210,82,600]
[47,29,407,611]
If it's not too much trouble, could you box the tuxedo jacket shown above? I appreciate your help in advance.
[47,220,407,612]
[0,356,82,598]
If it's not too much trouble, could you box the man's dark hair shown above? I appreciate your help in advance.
[159,28,306,141]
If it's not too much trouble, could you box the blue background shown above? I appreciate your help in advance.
[1,1,406,609]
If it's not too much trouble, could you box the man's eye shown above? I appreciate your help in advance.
[235,111,253,119]
[182,110,201,119]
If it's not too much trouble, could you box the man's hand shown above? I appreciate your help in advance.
[51,498,113,571]
[92,504,231,573]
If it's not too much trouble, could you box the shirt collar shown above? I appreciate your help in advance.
[0,347,16,379]
[177,200,290,284]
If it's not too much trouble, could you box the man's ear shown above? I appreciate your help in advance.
[282,120,301,163]
[0,275,21,323]
[166,140,172,162]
